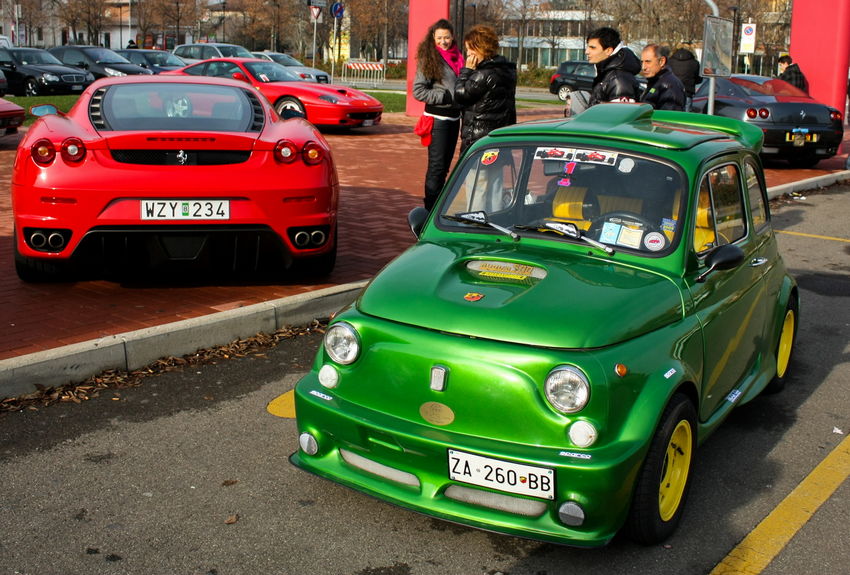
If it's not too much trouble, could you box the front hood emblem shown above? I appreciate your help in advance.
[176,150,188,165]
[799,109,806,120]
[464,292,485,302]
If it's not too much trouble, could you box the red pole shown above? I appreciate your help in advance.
[789,0,850,116]
[405,0,452,116]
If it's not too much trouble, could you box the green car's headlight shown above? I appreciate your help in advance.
[324,322,360,365]
[545,366,590,413]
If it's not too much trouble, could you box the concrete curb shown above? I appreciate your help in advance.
[0,281,367,399]
[2,171,849,402]
[766,170,850,199]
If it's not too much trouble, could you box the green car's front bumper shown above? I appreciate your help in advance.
[290,373,650,548]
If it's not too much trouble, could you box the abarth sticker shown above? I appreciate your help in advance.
[464,292,485,302]
[309,389,333,401]
[481,150,500,165]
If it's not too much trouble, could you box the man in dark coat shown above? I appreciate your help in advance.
[668,43,701,111]
[584,26,641,107]
[778,55,809,93]
[640,44,686,111]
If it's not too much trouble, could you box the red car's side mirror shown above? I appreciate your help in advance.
[231,72,249,83]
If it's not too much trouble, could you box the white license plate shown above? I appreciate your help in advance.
[140,200,230,220]
[448,449,555,500]
[362,119,374,126]
[72,85,83,90]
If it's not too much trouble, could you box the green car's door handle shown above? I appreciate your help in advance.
[750,257,768,267]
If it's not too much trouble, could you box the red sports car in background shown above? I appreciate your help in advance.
[11,75,338,281]
[167,58,383,129]
[0,96,24,135]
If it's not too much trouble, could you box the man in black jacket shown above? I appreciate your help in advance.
[668,43,701,111]
[640,44,686,111]
[585,27,640,107]
[778,55,809,93]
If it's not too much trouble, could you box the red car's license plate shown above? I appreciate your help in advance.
[140,200,230,220]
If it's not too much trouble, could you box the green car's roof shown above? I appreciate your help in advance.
[489,103,764,152]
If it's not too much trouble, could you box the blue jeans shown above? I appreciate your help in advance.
[424,118,460,210]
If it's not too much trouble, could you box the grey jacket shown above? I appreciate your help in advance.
[413,59,462,118]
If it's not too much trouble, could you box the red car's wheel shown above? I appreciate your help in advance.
[275,96,306,119]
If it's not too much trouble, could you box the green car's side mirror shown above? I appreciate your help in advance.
[696,243,745,282]
[408,207,428,238]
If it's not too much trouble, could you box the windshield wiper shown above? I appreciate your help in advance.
[443,211,520,241]
[514,221,614,255]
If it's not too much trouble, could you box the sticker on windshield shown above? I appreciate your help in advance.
[617,226,644,249]
[573,149,617,165]
[600,222,621,244]
[481,150,500,165]
[534,147,570,160]
[643,232,666,251]
[661,218,677,235]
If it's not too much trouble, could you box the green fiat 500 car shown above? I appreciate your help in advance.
[284,104,799,547]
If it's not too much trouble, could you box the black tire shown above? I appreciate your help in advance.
[625,393,696,545]
[275,96,306,118]
[14,241,69,283]
[25,78,40,97]
[764,297,798,394]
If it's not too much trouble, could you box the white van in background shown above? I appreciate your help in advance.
[0,36,13,49]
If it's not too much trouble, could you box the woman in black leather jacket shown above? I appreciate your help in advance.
[454,25,517,155]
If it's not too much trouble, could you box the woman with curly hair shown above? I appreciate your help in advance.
[454,25,517,155]
[412,19,464,211]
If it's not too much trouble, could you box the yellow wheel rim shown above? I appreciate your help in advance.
[658,419,693,522]
[776,308,796,379]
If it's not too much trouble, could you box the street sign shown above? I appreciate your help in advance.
[308,0,327,7]
[740,22,757,54]
[331,2,344,19]
[310,5,322,21]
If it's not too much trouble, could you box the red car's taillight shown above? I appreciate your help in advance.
[274,139,299,163]
[831,110,843,122]
[61,138,86,163]
[274,139,325,165]
[302,141,324,165]
[31,139,56,165]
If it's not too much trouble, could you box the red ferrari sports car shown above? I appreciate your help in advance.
[167,58,383,128]
[11,75,339,281]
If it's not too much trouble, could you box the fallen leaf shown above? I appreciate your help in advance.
[224,514,239,525]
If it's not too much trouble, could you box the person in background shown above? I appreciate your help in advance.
[778,55,809,93]
[454,25,517,155]
[126,39,137,49]
[412,19,464,211]
[668,42,702,111]
[584,26,641,106]
[640,44,686,111]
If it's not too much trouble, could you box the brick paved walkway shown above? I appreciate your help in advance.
[0,105,846,360]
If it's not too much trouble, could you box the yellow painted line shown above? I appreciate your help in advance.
[776,230,850,243]
[710,433,850,574]
[267,389,296,418]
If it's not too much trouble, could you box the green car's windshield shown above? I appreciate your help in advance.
[438,145,686,256]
